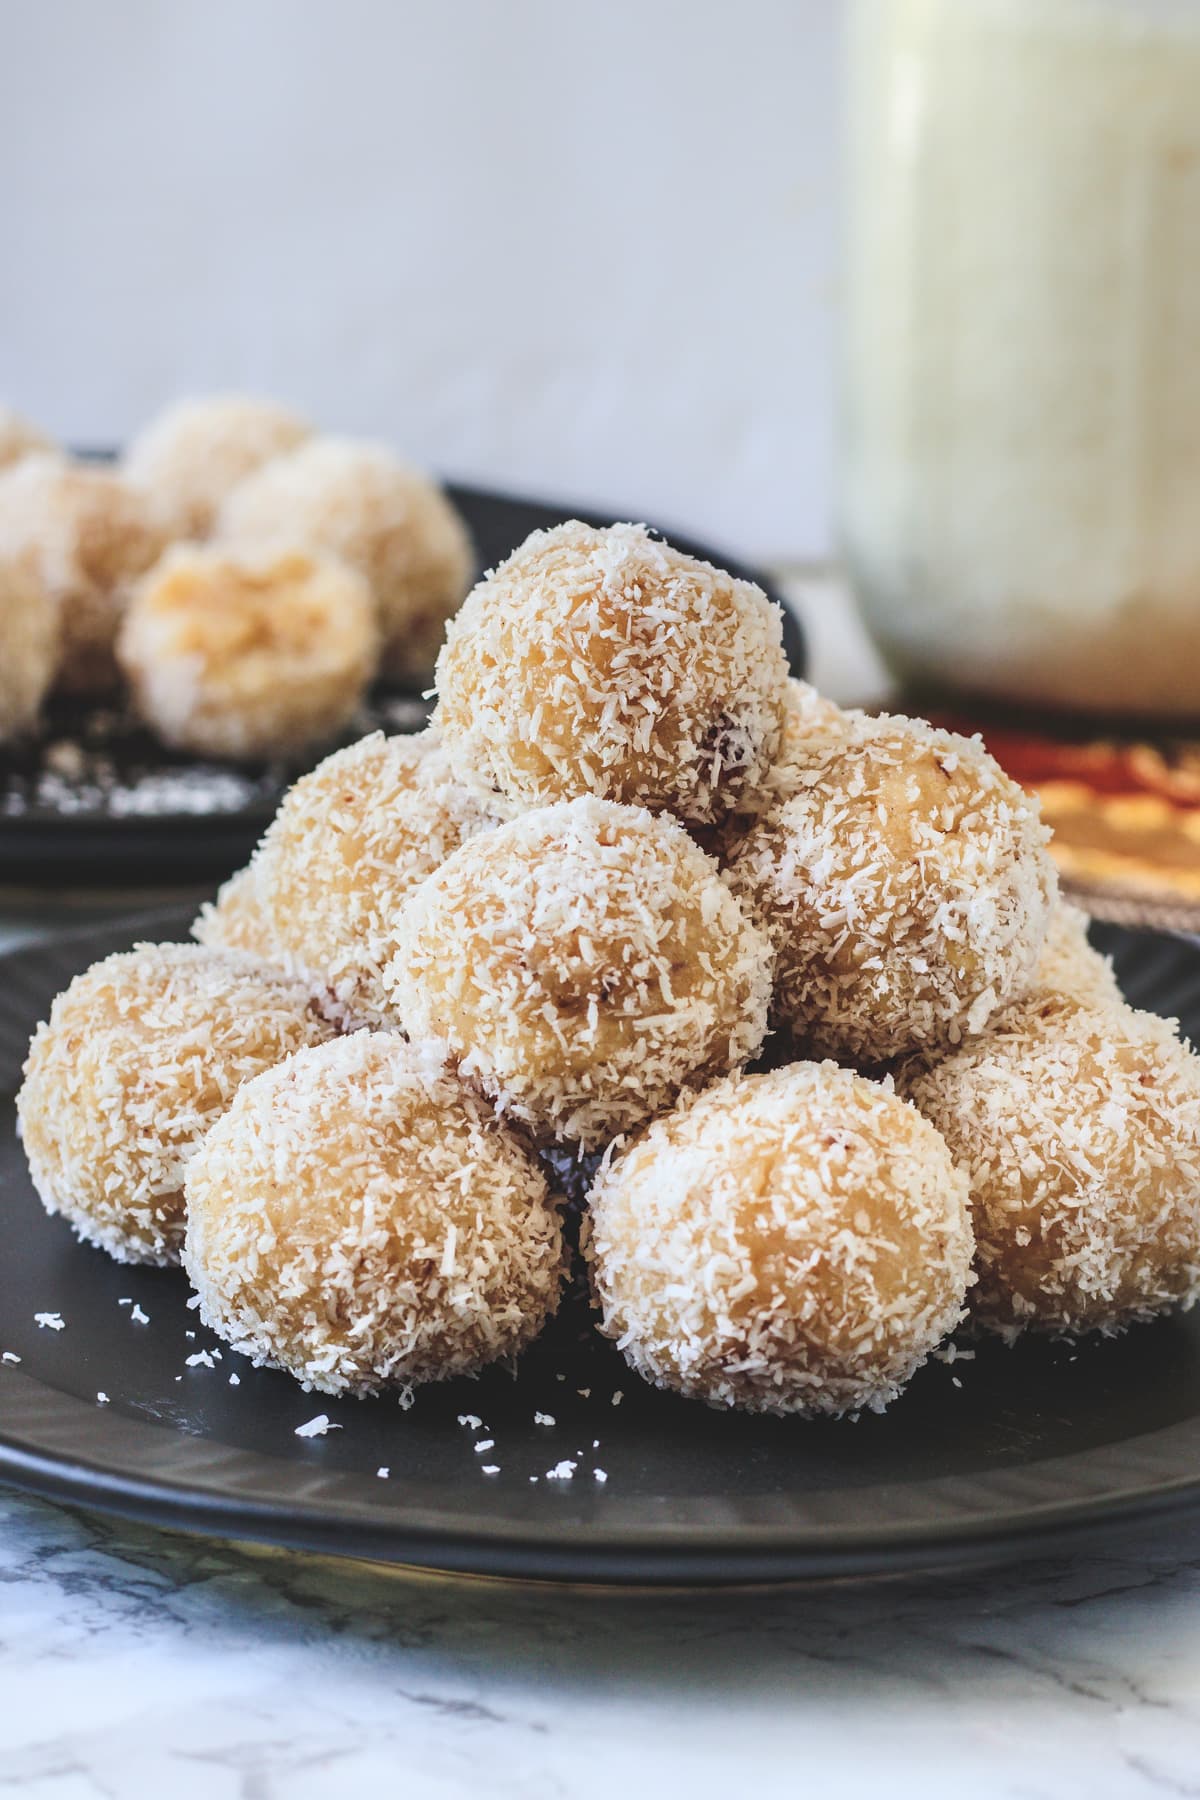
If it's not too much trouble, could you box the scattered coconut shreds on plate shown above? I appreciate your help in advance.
[377,1467,389,1479]
[0,720,282,824]
[1,1352,20,1365]
[474,1439,495,1453]
[534,1411,556,1426]
[34,1312,65,1331]
[457,1413,482,1430]
[611,1390,623,1406]
[546,1460,578,1481]
[481,1465,501,1475]
[594,1469,609,1483]
[185,1351,216,1369]
[228,1373,240,1386]
[96,1392,109,1405]
[129,1304,149,1325]
[294,1414,341,1439]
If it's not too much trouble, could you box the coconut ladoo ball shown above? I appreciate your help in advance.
[897,996,1200,1338]
[0,558,59,742]
[0,405,56,471]
[724,712,1057,1062]
[386,796,774,1149]
[433,520,791,827]
[218,437,474,683]
[118,544,379,759]
[0,454,166,693]
[124,394,312,539]
[254,729,502,1026]
[1032,900,1120,1008]
[192,864,278,961]
[701,678,857,861]
[17,943,334,1266]
[184,1031,564,1396]
[587,1063,974,1416]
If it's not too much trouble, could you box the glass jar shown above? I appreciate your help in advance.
[841,0,1200,716]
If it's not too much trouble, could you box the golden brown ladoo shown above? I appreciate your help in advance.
[218,437,474,683]
[0,454,166,693]
[192,865,278,961]
[249,729,501,1026]
[387,796,774,1148]
[118,544,379,759]
[124,395,312,539]
[702,676,856,861]
[724,712,1057,1061]
[434,521,791,827]
[588,1063,974,1416]
[0,405,56,471]
[1031,900,1120,1009]
[17,944,333,1265]
[184,1032,564,1396]
[0,557,58,742]
[898,995,1200,1337]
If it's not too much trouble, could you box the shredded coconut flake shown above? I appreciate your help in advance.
[294,1414,340,1438]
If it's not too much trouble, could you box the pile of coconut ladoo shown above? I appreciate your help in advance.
[17,521,1200,1418]
[0,395,473,756]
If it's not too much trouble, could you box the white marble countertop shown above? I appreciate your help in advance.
[5,1484,1200,1799]
[4,576,1199,1799]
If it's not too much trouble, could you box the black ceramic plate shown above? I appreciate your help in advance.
[3,911,1200,1586]
[0,483,806,882]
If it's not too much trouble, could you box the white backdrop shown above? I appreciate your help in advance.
[0,0,840,561]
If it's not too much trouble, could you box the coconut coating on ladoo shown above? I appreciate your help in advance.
[124,395,312,539]
[386,796,774,1149]
[17,944,333,1265]
[218,437,474,683]
[253,730,502,1027]
[897,996,1200,1338]
[433,521,791,828]
[184,1032,564,1397]
[0,405,55,471]
[0,455,166,693]
[702,677,856,862]
[1032,901,1120,1008]
[192,864,278,961]
[587,1063,974,1416]
[724,713,1056,1062]
[0,558,58,742]
[118,544,379,759]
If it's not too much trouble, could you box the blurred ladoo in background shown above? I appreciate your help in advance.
[842,0,1200,719]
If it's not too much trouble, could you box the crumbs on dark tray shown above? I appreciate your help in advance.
[1,691,432,823]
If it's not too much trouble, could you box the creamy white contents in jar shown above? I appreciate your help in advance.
[842,0,1200,715]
